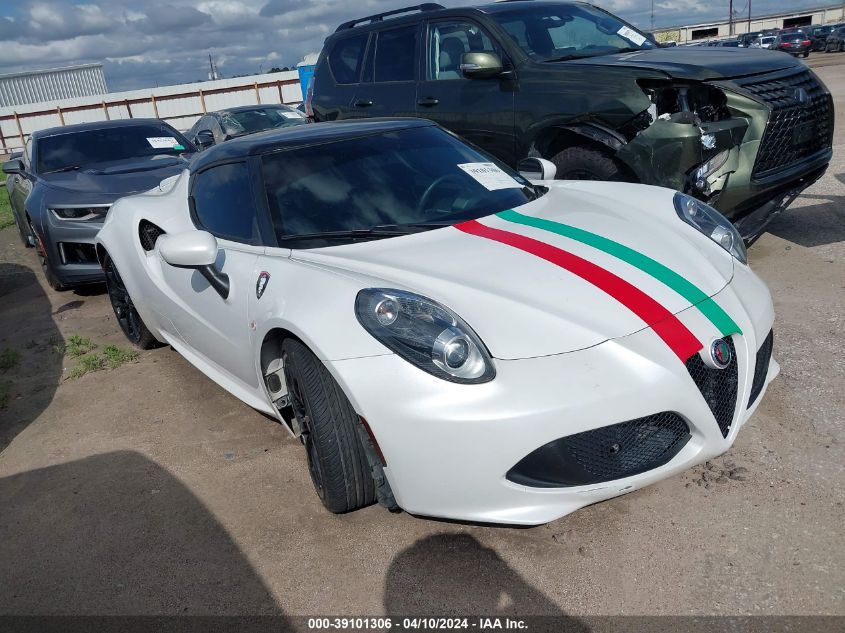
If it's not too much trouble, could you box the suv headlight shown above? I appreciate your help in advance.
[355,288,495,384]
[674,193,747,263]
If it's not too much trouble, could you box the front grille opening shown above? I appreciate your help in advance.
[739,70,834,178]
[748,330,774,409]
[58,242,98,265]
[686,338,739,438]
[139,220,166,252]
[506,412,691,488]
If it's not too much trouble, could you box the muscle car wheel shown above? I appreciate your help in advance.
[103,254,158,349]
[28,219,65,291]
[281,338,376,513]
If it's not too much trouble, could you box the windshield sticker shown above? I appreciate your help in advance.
[457,163,523,191]
[173,144,186,151]
[281,111,303,119]
[147,136,179,149]
[617,26,646,46]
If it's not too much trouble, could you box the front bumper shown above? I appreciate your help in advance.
[41,211,105,286]
[328,265,776,525]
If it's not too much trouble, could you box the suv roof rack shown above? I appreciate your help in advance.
[335,3,445,32]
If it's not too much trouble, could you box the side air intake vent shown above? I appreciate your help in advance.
[139,220,166,252]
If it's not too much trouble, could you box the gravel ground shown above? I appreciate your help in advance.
[0,57,842,620]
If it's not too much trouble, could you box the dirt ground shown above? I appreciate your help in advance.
[1,57,843,620]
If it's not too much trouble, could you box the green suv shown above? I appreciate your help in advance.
[309,1,834,242]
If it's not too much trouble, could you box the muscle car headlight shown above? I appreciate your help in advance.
[355,288,495,384]
[674,192,747,264]
[50,206,110,221]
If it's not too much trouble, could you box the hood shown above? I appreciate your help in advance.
[293,182,734,360]
[40,155,191,196]
[561,47,800,81]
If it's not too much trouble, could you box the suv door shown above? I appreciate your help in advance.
[313,32,369,120]
[351,24,421,117]
[416,19,516,164]
[158,160,272,392]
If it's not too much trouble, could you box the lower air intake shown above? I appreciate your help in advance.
[748,330,774,409]
[506,412,691,488]
[686,338,738,438]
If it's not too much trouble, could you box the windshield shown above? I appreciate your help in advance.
[492,4,655,62]
[37,124,193,173]
[221,107,307,137]
[262,126,538,247]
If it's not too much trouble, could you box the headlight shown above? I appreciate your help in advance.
[355,288,495,384]
[673,193,747,264]
[50,206,110,221]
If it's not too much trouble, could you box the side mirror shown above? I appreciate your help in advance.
[195,130,215,150]
[517,157,557,181]
[460,52,503,79]
[2,158,24,175]
[158,230,229,299]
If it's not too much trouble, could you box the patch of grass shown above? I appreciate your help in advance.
[0,347,20,371]
[102,344,138,369]
[53,334,97,357]
[0,380,10,408]
[67,343,138,379]
[0,188,13,231]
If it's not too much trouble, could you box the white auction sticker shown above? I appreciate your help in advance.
[147,136,179,149]
[457,162,523,190]
[617,26,646,46]
[281,111,303,119]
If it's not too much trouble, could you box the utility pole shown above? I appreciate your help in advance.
[748,0,752,33]
[729,0,734,36]
[651,0,654,31]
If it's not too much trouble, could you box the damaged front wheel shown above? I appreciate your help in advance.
[550,146,632,182]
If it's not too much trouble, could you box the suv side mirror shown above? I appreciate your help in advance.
[517,158,557,181]
[195,130,215,150]
[2,158,24,175]
[158,230,229,299]
[460,52,504,79]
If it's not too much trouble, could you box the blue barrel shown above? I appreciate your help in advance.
[297,65,316,102]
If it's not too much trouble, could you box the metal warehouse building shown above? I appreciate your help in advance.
[0,63,108,108]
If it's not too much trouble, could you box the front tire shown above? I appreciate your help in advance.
[103,253,159,349]
[550,146,631,182]
[28,218,66,291]
[281,339,376,513]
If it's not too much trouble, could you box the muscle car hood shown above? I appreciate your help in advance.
[293,182,735,360]
[560,47,800,81]
[40,155,191,197]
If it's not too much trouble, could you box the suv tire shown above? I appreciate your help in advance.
[550,146,631,182]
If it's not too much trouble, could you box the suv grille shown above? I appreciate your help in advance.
[739,70,833,177]
[506,412,691,488]
[139,220,165,252]
[685,338,738,438]
[748,330,774,409]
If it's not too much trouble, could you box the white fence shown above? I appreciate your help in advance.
[0,70,302,154]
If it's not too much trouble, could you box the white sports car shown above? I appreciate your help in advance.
[96,119,777,525]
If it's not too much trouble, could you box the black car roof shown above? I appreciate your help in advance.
[212,104,295,115]
[189,117,435,172]
[32,118,176,140]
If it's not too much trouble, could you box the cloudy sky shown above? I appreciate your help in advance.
[0,0,827,91]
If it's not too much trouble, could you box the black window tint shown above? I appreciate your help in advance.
[192,162,259,244]
[329,34,368,84]
[374,25,418,82]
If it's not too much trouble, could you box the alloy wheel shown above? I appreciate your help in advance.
[284,358,326,499]
[104,257,143,343]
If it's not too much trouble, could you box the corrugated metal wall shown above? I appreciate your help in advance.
[0,64,108,108]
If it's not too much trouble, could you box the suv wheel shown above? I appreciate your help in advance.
[549,146,631,182]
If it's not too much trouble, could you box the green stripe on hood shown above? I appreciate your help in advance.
[497,209,740,336]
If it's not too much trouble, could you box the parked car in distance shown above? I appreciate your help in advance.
[750,36,776,49]
[96,118,777,525]
[1,119,195,289]
[739,31,765,47]
[773,33,812,57]
[809,25,835,50]
[186,104,309,150]
[825,26,845,52]
[310,1,834,242]
[712,39,740,47]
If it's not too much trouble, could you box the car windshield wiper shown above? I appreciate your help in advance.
[277,227,416,244]
[43,164,83,174]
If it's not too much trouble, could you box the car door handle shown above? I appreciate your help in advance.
[417,97,440,107]
[354,99,373,108]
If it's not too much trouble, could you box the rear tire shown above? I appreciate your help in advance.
[550,146,631,182]
[103,253,159,349]
[281,338,377,513]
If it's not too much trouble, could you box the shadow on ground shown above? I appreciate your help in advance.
[384,533,588,627]
[766,174,845,248]
[0,450,288,618]
[0,263,63,453]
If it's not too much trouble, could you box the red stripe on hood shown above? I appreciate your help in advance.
[455,219,702,361]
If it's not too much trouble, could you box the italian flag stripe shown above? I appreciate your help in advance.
[497,209,741,336]
[455,219,702,362]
